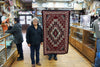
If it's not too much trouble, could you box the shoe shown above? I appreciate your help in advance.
[36,62,41,66]
[48,54,52,60]
[17,57,24,61]
[54,56,57,60]
[32,64,35,67]
[48,57,52,60]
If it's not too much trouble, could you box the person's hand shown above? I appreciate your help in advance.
[8,14,11,18]
[41,42,43,45]
[7,23,10,26]
[28,44,31,47]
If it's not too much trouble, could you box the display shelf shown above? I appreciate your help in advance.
[75,32,83,36]
[6,35,16,60]
[7,48,16,60]
[89,37,96,41]
[0,45,5,52]
[69,25,96,63]
[0,38,6,67]
[0,48,6,67]
[74,32,83,41]
[71,36,82,43]
[0,33,18,67]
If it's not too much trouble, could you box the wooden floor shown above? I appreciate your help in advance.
[11,33,92,67]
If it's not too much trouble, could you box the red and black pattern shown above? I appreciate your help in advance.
[42,10,70,55]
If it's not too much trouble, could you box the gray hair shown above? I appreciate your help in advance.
[31,17,39,23]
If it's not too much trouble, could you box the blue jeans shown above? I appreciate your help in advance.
[30,45,40,64]
[95,38,100,67]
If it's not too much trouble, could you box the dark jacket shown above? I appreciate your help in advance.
[26,24,43,46]
[6,23,23,44]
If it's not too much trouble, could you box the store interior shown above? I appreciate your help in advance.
[0,0,100,67]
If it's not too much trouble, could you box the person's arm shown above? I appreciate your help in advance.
[26,27,31,47]
[93,22,96,32]
[5,24,17,34]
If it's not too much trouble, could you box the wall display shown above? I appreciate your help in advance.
[16,0,21,7]
[93,1,100,9]
[65,3,74,8]
[70,12,79,23]
[32,2,39,8]
[74,3,82,10]
[72,15,79,23]
[32,11,36,14]
[19,16,25,24]
[96,8,100,14]
[32,2,74,8]
[37,11,42,15]
[42,3,47,8]
[10,6,14,12]
[8,0,13,6]
[80,15,91,27]
[18,11,22,14]
[26,16,32,25]
[37,16,43,28]
[90,1,100,14]
[18,11,32,15]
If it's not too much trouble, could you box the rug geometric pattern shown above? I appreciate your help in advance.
[42,10,70,55]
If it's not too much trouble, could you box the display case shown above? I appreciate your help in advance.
[69,25,96,63]
[0,33,18,67]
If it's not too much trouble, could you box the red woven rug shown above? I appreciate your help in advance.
[42,10,70,55]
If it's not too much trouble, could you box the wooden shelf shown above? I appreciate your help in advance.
[75,32,83,36]
[82,44,95,62]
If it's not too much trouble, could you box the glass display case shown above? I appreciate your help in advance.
[0,32,17,67]
[74,28,83,42]
[83,30,96,50]
[69,25,96,63]
[0,38,6,67]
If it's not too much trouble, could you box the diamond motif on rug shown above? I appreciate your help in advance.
[51,27,60,39]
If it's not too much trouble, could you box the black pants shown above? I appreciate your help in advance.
[30,45,40,64]
[16,43,23,58]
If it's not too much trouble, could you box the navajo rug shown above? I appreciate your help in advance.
[42,10,70,55]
